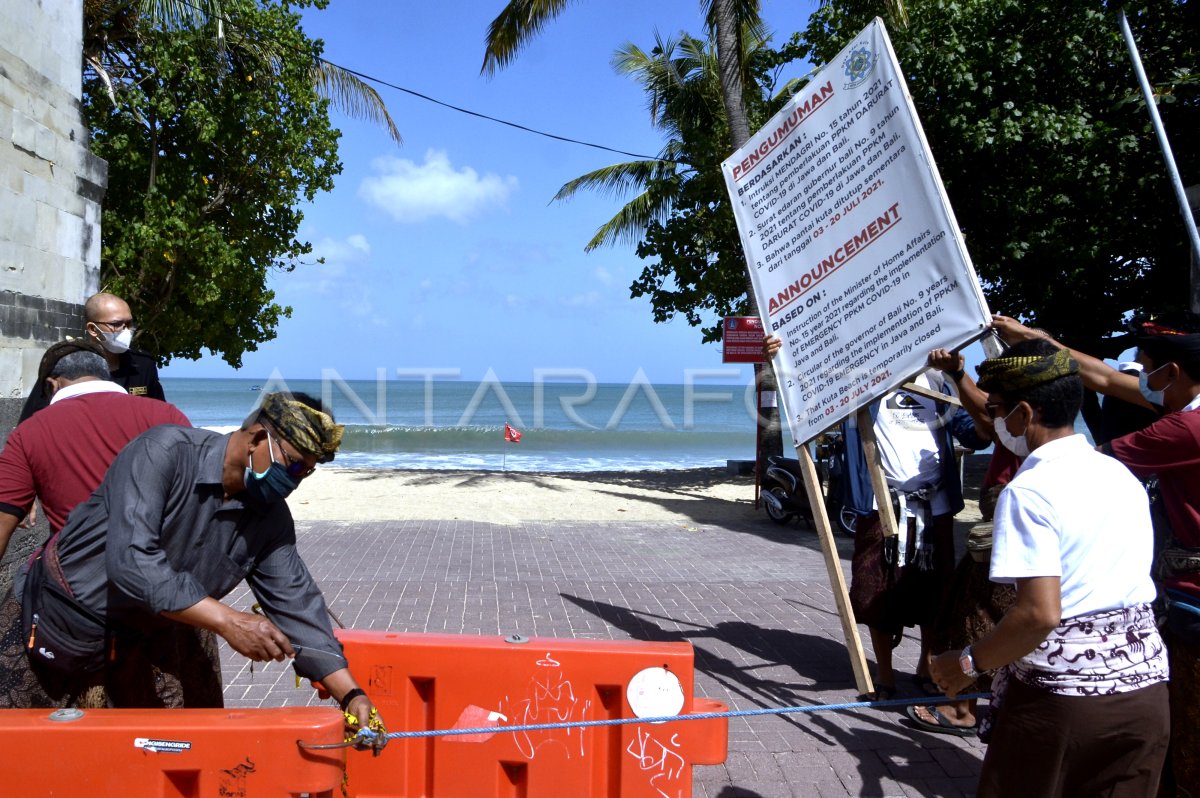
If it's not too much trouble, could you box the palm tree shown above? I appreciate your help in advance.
[83,0,401,144]
[483,1,785,464]
[482,0,761,149]
[482,0,766,310]
[555,29,774,251]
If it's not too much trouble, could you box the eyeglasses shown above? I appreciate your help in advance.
[94,319,137,333]
[266,430,316,479]
[984,402,1006,419]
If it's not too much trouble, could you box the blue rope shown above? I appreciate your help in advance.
[346,691,991,744]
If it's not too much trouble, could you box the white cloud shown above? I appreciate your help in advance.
[358,150,518,224]
[309,234,371,275]
[593,265,614,286]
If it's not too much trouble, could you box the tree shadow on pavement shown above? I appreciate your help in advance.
[561,593,856,743]
[560,593,981,796]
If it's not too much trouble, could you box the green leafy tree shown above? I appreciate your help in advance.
[799,0,1199,352]
[85,0,401,144]
[83,0,344,366]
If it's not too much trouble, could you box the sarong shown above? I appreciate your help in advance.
[849,512,954,634]
[977,604,1171,796]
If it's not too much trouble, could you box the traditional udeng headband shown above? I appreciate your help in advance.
[258,392,344,463]
[976,348,1079,393]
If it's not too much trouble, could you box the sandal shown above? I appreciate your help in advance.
[904,704,977,737]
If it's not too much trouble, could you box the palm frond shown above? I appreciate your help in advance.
[312,62,402,145]
[137,0,218,29]
[481,0,576,76]
[553,159,678,203]
[583,188,677,251]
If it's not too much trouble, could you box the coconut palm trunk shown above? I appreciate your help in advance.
[711,0,783,471]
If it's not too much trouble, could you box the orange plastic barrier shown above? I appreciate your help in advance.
[0,706,345,796]
[335,631,728,798]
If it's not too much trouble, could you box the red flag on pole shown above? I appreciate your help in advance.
[504,423,522,443]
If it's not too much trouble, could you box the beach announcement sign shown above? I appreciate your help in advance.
[722,18,991,444]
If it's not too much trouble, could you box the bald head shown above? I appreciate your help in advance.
[84,293,131,325]
[84,292,136,356]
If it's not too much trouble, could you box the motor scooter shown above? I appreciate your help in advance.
[761,455,818,526]
[761,431,858,536]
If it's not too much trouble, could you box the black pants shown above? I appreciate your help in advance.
[978,677,1169,798]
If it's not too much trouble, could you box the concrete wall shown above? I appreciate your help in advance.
[0,0,106,590]
[0,0,106,403]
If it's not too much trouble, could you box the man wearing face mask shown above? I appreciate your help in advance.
[0,392,384,741]
[991,314,1200,794]
[929,339,1169,797]
[18,292,165,423]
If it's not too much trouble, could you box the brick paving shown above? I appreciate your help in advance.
[223,515,985,797]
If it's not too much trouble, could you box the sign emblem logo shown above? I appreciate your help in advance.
[842,43,875,88]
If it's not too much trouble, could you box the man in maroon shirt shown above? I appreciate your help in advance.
[992,315,1200,794]
[0,340,190,558]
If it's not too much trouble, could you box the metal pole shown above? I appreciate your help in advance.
[1116,8,1200,266]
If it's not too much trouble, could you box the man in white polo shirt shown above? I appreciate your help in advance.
[930,339,1169,797]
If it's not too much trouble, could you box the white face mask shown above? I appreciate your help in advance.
[96,328,133,354]
[1138,370,1167,407]
[993,407,1031,458]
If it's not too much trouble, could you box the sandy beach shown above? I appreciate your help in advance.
[289,459,987,526]
[289,466,763,525]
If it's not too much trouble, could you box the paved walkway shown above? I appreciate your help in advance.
[222,513,986,797]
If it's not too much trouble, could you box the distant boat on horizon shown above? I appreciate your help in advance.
[250,385,261,391]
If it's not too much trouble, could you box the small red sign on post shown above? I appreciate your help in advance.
[722,316,766,363]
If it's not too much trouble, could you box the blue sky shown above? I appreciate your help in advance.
[161,0,824,385]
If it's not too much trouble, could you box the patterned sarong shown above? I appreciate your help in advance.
[981,603,1168,740]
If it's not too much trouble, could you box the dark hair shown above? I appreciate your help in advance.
[1137,339,1200,381]
[49,351,109,381]
[997,339,1083,429]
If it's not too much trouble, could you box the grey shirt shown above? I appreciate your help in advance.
[54,425,348,680]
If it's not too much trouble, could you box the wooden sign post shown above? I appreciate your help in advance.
[795,441,874,695]
[722,19,993,692]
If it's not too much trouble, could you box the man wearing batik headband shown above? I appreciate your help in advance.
[0,391,384,743]
[993,314,1200,792]
[929,339,1169,797]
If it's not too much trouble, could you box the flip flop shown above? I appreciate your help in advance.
[912,674,942,696]
[904,704,977,737]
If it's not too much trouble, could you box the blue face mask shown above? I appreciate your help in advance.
[242,430,300,507]
[1138,370,1167,408]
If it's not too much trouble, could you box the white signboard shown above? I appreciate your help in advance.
[722,19,991,444]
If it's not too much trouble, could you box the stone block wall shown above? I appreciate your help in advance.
[0,0,106,404]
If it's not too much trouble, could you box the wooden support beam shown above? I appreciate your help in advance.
[796,444,874,696]
[899,380,962,408]
[856,407,898,539]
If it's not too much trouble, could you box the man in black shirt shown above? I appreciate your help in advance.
[19,292,165,422]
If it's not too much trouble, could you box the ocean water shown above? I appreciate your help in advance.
[162,377,761,472]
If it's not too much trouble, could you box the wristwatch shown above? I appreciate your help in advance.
[959,645,980,679]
